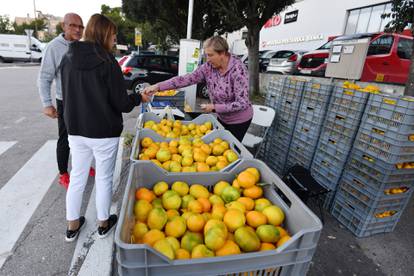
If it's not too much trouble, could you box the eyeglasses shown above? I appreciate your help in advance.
[68,23,84,30]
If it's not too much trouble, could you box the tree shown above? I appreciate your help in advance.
[12,18,47,38]
[383,0,414,95]
[212,1,295,95]
[123,0,295,95]
[55,23,63,35]
[122,0,232,49]
[0,15,13,33]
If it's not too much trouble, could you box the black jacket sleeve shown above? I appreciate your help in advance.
[107,60,141,113]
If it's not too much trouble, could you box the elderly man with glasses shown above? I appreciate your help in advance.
[38,13,94,189]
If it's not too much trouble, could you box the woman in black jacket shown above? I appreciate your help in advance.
[60,14,150,242]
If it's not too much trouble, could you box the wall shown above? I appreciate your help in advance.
[227,0,390,54]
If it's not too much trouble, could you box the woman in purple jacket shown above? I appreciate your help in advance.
[143,36,253,141]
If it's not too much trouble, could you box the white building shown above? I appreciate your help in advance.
[227,0,394,54]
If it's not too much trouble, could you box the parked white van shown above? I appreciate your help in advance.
[0,34,44,63]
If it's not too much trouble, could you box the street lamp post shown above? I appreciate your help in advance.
[33,0,37,37]
[186,0,194,39]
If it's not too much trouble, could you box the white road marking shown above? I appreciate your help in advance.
[14,117,26,124]
[69,138,124,276]
[0,141,17,156]
[0,140,58,269]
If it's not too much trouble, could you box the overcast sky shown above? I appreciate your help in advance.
[1,0,122,24]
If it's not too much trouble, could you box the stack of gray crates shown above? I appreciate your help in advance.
[332,93,414,237]
[152,90,185,110]
[259,77,305,176]
[310,85,370,209]
[286,81,333,170]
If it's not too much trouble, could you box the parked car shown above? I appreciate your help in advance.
[0,34,44,62]
[266,50,307,74]
[117,55,129,66]
[298,31,412,84]
[351,31,412,84]
[297,36,337,76]
[243,50,277,72]
[121,54,178,93]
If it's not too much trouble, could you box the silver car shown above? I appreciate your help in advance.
[266,50,307,75]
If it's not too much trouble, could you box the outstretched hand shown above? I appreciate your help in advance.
[142,84,159,96]
[141,93,152,103]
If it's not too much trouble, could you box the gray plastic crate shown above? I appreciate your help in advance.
[153,90,185,108]
[354,121,414,163]
[310,153,344,191]
[335,181,411,217]
[130,129,253,173]
[364,93,414,134]
[303,82,333,100]
[338,173,413,212]
[331,194,406,237]
[286,150,313,170]
[346,148,414,184]
[330,86,370,116]
[115,159,322,276]
[135,112,225,132]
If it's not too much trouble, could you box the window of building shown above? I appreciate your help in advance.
[397,38,412,59]
[380,3,393,30]
[345,2,393,35]
[14,44,26,48]
[367,5,385,32]
[367,35,393,56]
[356,7,372,33]
[345,9,359,34]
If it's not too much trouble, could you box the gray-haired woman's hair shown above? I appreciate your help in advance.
[203,36,229,54]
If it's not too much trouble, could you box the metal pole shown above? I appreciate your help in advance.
[33,0,37,37]
[186,0,194,39]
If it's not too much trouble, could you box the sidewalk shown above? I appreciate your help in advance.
[307,198,414,276]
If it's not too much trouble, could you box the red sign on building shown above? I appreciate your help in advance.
[263,15,281,29]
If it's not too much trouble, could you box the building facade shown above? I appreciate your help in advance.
[227,0,394,54]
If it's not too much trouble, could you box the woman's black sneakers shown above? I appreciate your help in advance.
[97,214,118,239]
[65,216,86,242]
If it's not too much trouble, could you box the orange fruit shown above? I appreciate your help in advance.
[215,240,241,256]
[142,229,165,246]
[237,197,255,211]
[223,209,246,232]
[187,214,206,232]
[196,162,210,172]
[243,185,263,199]
[232,179,241,189]
[246,211,267,228]
[141,137,153,148]
[276,235,291,247]
[188,199,204,213]
[260,242,276,251]
[200,144,212,155]
[245,167,260,182]
[275,226,289,238]
[175,248,190,259]
[135,187,156,202]
[198,198,212,213]
[237,171,257,188]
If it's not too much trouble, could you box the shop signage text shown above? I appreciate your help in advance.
[284,10,298,24]
[262,34,324,47]
[263,15,282,29]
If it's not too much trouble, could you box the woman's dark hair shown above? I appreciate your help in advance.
[84,14,117,52]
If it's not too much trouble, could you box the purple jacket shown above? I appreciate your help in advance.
[158,55,253,124]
